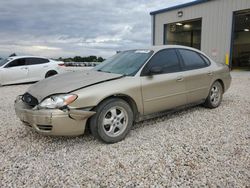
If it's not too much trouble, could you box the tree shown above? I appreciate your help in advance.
[73,56,82,62]
[56,55,105,63]
[88,56,97,62]
[97,57,104,62]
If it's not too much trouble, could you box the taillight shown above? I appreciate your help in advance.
[58,63,65,66]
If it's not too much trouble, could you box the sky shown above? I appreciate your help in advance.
[0,0,194,58]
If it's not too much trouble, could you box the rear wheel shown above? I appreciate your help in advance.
[204,81,223,108]
[45,70,57,78]
[90,98,134,143]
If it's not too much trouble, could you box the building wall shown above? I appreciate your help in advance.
[153,0,250,63]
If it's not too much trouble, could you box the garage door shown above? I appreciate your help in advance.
[232,10,250,70]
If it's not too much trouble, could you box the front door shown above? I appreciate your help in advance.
[2,58,29,85]
[141,49,187,115]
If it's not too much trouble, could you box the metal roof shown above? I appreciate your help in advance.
[150,0,211,15]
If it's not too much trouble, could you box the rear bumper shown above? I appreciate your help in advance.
[14,97,95,136]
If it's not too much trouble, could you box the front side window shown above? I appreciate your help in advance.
[178,49,208,70]
[142,49,181,75]
[5,58,26,68]
[94,50,153,76]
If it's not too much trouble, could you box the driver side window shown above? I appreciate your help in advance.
[6,58,26,68]
[141,49,182,76]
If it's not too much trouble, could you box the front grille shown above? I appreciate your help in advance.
[22,92,38,107]
[37,125,53,131]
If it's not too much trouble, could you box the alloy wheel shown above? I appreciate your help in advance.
[210,84,221,106]
[102,106,128,137]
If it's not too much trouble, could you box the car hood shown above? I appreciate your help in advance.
[27,70,123,102]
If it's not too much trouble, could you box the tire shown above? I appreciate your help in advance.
[90,98,134,143]
[204,81,223,108]
[45,70,57,78]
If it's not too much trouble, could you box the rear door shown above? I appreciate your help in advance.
[2,58,29,84]
[177,49,213,103]
[141,49,187,115]
[26,58,50,81]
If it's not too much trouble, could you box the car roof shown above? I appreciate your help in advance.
[125,45,202,53]
[7,56,50,60]
[129,45,208,57]
[147,45,202,52]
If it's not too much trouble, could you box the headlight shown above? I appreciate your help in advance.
[39,94,77,109]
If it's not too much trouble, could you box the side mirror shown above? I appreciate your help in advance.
[148,66,162,75]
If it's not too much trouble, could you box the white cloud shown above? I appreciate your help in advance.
[0,0,194,58]
[31,46,61,51]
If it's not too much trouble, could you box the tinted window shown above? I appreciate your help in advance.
[179,49,208,69]
[142,49,181,75]
[6,58,26,67]
[200,54,211,66]
[26,58,49,65]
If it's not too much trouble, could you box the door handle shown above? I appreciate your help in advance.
[176,76,184,82]
[207,71,213,76]
[21,67,28,70]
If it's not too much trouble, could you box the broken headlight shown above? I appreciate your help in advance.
[39,94,77,109]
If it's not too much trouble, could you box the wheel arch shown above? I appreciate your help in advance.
[215,79,225,93]
[94,94,140,121]
[45,70,58,78]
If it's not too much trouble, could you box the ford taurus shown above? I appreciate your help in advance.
[14,46,231,143]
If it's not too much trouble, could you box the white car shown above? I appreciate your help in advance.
[0,56,64,85]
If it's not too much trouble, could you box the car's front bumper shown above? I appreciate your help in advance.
[14,97,95,136]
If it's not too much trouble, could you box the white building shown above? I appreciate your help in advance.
[151,0,250,70]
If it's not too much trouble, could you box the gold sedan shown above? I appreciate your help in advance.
[15,45,231,143]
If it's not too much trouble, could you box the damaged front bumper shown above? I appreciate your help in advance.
[14,97,95,136]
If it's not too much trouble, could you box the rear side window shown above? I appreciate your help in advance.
[142,49,181,75]
[200,54,211,65]
[26,58,49,65]
[178,49,208,70]
[6,58,26,67]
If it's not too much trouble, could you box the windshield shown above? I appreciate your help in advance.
[93,50,153,76]
[0,58,9,67]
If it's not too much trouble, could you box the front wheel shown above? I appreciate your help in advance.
[204,81,223,108]
[90,98,134,143]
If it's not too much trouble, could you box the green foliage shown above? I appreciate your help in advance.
[57,56,105,62]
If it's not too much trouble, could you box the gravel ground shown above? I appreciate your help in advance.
[0,72,249,187]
